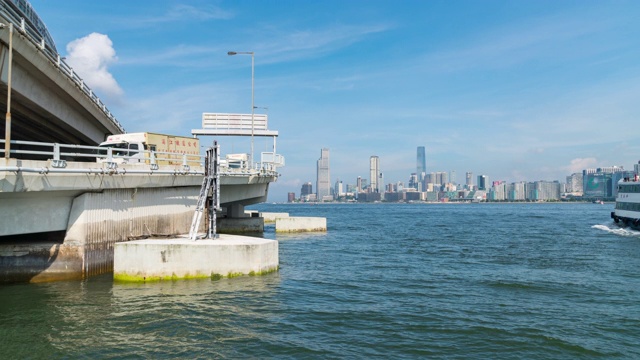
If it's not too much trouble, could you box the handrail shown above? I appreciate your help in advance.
[0,139,282,177]
[0,2,125,133]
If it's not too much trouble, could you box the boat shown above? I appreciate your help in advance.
[611,175,640,229]
[593,199,604,204]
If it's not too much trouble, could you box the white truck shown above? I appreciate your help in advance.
[98,132,200,165]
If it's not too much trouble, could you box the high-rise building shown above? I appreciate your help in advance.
[565,173,583,195]
[466,172,473,188]
[417,146,426,176]
[301,182,313,197]
[334,179,344,198]
[408,173,418,189]
[477,175,488,190]
[357,176,362,193]
[287,192,295,202]
[450,170,456,185]
[370,156,380,193]
[317,148,331,199]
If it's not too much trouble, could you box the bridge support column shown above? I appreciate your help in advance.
[218,203,264,234]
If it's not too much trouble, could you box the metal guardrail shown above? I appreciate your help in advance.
[0,1,126,133]
[0,139,281,177]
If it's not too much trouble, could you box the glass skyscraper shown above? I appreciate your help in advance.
[317,148,331,199]
[417,146,426,179]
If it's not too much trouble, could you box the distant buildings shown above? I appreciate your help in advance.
[582,166,629,199]
[287,192,295,202]
[317,148,331,200]
[296,146,638,203]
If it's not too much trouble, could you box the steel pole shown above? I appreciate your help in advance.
[250,53,254,167]
[4,23,13,160]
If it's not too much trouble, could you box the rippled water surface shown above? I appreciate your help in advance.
[1,203,639,359]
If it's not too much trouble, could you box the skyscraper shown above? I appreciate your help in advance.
[477,175,488,190]
[417,146,426,176]
[301,182,313,197]
[317,148,331,199]
[466,172,473,188]
[370,156,380,193]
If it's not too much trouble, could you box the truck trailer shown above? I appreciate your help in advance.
[98,132,201,165]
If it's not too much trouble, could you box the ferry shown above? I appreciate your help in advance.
[611,175,640,229]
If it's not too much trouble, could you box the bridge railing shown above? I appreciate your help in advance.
[0,3,125,133]
[0,139,281,177]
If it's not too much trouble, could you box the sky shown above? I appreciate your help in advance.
[28,0,640,201]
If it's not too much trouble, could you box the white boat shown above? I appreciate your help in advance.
[611,175,640,229]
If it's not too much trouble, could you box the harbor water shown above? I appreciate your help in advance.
[1,203,639,358]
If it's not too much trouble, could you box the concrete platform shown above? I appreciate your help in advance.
[276,217,327,233]
[260,212,290,223]
[113,235,278,282]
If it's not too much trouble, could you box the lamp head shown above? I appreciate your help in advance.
[227,51,237,56]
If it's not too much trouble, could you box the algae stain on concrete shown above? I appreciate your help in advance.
[115,266,279,283]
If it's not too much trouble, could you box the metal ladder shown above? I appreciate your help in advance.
[188,142,220,240]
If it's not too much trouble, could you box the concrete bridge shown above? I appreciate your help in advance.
[0,144,280,283]
[0,1,124,146]
[0,1,284,283]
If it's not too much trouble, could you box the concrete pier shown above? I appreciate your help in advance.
[113,235,278,282]
[276,217,327,233]
[261,212,290,223]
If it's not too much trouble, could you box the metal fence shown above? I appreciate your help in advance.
[0,139,281,177]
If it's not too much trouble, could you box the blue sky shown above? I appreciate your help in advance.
[29,0,640,201]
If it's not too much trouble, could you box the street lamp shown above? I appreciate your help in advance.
[0,23,13,160]
[227,51,255,166]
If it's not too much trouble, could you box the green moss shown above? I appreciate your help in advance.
[114,272,210,283]
[227,272,243,278]
[114,266,279,283]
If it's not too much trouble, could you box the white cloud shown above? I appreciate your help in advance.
[566,158,598,174]
[65,33,123,101]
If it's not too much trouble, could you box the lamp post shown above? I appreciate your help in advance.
[227,51,254,166]
[1,23,13,160]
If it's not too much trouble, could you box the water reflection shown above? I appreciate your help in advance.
[1,272,282,358]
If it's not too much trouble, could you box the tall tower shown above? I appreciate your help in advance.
[370,156,380,193]
[466,172,473,188]
[317,148,330,199]
[417,146,426,177]
[477,175,488,190]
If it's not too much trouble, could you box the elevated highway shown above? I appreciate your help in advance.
[0,1,124,147]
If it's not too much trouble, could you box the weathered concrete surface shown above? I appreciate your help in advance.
[113,235,278,282]
[0,242,83,283]
[260,212,289,223]
[275,217,327,233]
[218,217,264,234]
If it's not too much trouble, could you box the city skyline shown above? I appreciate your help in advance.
[28,1,640,201]
[295,146,638,201]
